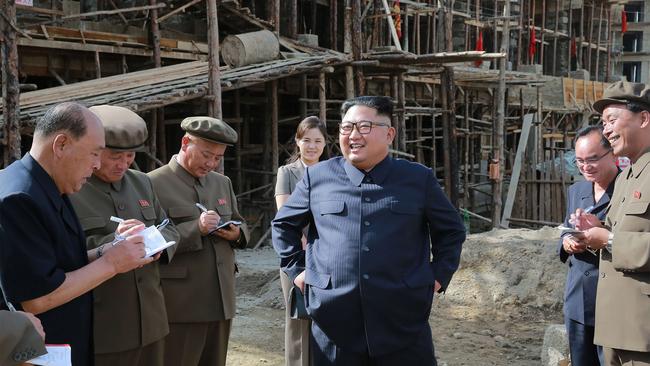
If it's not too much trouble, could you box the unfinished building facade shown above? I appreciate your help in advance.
[0,0,629,242]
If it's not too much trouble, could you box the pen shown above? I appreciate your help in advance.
[195,203,209,213]
[110,216,125,223]
[583,205,595,214]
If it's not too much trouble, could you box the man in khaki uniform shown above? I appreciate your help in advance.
[148,116,249,366]
[575,81,650,366]
[0,311,46,366]
[70,105,180,366]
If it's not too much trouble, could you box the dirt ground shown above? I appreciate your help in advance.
[227,227,566,366]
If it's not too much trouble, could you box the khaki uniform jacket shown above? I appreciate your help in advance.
[595,149,650,352]
[0,311,46,366]
[148,156,249,323]
[70,171,180,354]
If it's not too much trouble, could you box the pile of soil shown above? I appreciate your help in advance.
[227,227,567,366]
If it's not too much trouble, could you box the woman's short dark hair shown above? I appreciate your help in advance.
[574,125,611,150]
[286,116,329,164]
[340,96,394,120]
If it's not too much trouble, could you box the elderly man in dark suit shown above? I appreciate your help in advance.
[574,81,650,365]
[0,102,153,366]
[272,96,466,365]
[559,126,618,366]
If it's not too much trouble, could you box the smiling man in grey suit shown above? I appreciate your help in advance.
[272,96,466,365]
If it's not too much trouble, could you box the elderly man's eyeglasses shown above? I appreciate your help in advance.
[575,150,612,166]
[339,121,390,135]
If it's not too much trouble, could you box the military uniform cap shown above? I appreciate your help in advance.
[89,105,148,151]
[593,81,650,113]
[181,116,238,145]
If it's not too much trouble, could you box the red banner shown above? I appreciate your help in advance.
[622,10,628,33]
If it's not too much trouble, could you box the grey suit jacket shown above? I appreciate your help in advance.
[275,160,305,197]
[0,311,46,366]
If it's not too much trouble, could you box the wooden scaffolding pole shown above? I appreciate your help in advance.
[271,0,281,35]
[319,71,327,125]
[1,0,21,165]
[271,80,279,176]
[441,67,459,206]
[352,0,365,94]
[206,0,222,119]
[397,72,406,152]
[149,0,166,167]
[330,0,338,50]
[290,0,298,38]
[492,0,510,227]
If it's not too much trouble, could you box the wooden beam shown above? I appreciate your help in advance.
[206,0,222,119]
[61,3,166,20]
[492,0,509,227]
[501,114,534,228]
[16,4,63,16]
[271,80,279,175]
[17,38,206,61]
[319,71,327,126]
[158,0,202,23]
[2,0,22,164]
[380,0,403,51]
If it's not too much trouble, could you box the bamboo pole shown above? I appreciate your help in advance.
[1,0,21,164]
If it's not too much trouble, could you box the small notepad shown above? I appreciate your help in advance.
[29,344,72,366]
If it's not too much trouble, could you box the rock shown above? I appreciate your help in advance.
[541,324,570,366]
[453,332,463,339]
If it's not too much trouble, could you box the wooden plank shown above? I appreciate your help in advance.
[501,114,534,228]
[158,0,202,23]
[380,0,403,51]
[17,37,204,60]
[16,4,63,16]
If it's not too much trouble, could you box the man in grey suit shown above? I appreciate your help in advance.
[574,81,650,365]
[272,96,466,365]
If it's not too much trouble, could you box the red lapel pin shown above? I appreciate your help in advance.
[634,191,642,199]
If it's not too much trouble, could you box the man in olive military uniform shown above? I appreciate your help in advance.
[70,105,180,366]
[0,311,46,366]
[148,116,249,366]
[574,81,650,365]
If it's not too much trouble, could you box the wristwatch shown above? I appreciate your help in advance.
[97,244,105,259]
[606,232,613,253]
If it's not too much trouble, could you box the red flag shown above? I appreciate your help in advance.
[570,37,577,57]
[393,0,402,39]
[529,27,536,61]
[622,10,628,33]
[474,30,484,67]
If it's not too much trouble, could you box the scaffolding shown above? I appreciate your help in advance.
[0,0,627,240]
